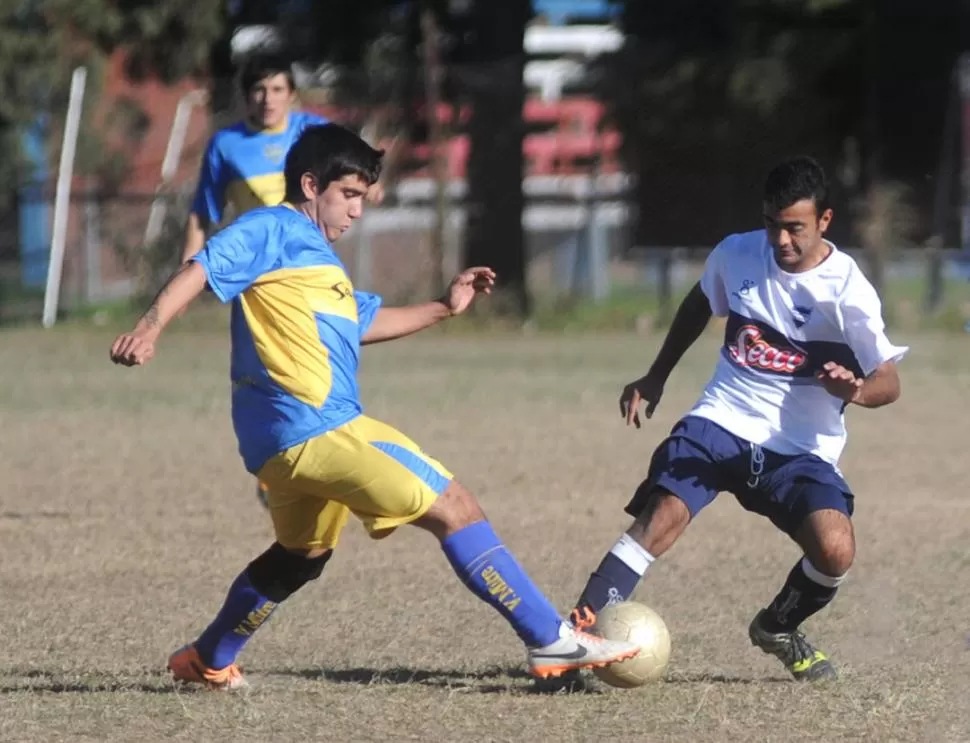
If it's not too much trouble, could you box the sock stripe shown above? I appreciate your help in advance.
[463,546,504,575]
[800,557,846,588]
[609,533,655,576]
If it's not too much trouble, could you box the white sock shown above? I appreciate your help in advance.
[610,533,656,577]
[801,557,846,588]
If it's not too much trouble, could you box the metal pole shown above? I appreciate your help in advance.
[43,66,87,328]
[422,4,447,293]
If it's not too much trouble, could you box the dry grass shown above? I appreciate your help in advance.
[1,326,969,742]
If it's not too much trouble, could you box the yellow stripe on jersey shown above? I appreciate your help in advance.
[225,172,286,217]
[192,205,383,474]
[240,264,358,408]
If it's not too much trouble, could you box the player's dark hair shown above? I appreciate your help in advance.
[284,124,384,202]
[763,155,830,216]
[239,52,295,94]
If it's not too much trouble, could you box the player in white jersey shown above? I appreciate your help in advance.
[568,156,907,681]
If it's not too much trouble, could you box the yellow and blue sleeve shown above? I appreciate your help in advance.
[192,138,228,225]
[192,210,280,302]
[354,291,382,338]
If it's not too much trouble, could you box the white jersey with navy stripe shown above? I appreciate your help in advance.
[688,229,908,465]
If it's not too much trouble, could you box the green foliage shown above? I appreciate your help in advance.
[0,0,225,199]
[608,0,968,249]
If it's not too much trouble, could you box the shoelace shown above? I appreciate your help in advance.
[784,631,815,665]
[569,606,596,632]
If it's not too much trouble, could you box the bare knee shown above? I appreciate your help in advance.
[414,480,486,541]
[627,490,691,557]
[796,509,855,577]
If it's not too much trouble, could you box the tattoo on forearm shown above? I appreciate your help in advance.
[142,262,191,329]
[143,303,161,328]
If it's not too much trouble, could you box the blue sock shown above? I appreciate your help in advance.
[576,535,654,613]
[194,570,278,670]
[441,521,562,648]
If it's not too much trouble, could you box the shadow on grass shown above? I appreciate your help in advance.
[267,665,608,695]
[0,668,176,695]
[267,666,791,693]
[663,672,793,685]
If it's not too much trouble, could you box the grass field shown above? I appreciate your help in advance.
[2,324,969,742]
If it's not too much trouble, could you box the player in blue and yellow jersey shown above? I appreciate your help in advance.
[180,53,383,509]
[180,53,332,264]
[110,123,639,689]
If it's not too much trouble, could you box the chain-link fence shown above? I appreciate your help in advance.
[2,46,969,327]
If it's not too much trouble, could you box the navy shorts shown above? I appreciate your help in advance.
[625,416,854,536]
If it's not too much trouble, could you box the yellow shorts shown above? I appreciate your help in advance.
[257,415,453,551]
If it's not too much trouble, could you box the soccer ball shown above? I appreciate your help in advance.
[592,601,671,688]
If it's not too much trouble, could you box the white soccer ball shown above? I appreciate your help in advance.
[592,601,671,688]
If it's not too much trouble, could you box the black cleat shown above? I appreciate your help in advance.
[748,610,838,682]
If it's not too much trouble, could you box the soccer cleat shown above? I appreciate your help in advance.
[256,480,270,510]
[167,644,248,691]
[748,610,837,681]
[530,607,601,692]
[527,616,640,679]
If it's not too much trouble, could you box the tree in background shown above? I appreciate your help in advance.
[456,0,533,316]
[0,0,224,199]
[606,0,970,286]
[270,0,533,315]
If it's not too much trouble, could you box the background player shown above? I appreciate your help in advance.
[180,52,383,508]
[571,156,907,681]
[110,123,640,689]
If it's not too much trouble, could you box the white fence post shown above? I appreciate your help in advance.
[42,66,87,328]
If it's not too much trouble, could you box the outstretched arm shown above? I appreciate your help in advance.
[361,267,496,345]
[648,281,713,380]
[109,261,208,366]
[620,282,713,427]
[361,302,452,345]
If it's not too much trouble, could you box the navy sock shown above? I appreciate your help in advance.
[194,569,278,669]
[760,559,841,633]
[576,553,642,614]
[441,521,562,648]
[576,534,654,614]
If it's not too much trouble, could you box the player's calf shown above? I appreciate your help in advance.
[752,510,849,682]
[758,508,853,637]
[573,489,689,622]
[414,481,640,674]
[170,543,332,687]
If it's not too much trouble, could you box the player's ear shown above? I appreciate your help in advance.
[300,172,319,201]
[818,207,833,233]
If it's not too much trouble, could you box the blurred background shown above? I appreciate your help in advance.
[1,0,969,330]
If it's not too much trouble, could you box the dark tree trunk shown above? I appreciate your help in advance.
[462,0,531,316]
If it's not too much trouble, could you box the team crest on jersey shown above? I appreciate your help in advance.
[331,281,353,300]
[727,324,807,374]
[263,144,286,164]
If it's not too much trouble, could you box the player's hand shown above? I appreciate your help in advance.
[366,182,385,206]
[620,372,665,428]
[442,267,496,315]
[110,330,157,367]
[816,361,863,403]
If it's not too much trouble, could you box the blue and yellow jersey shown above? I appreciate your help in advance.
[192,205,382,473]
[191,111,329,225]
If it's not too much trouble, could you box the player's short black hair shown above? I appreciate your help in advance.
[239,52,295,94]
[284,124,384,202]
[763,155,830,216]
